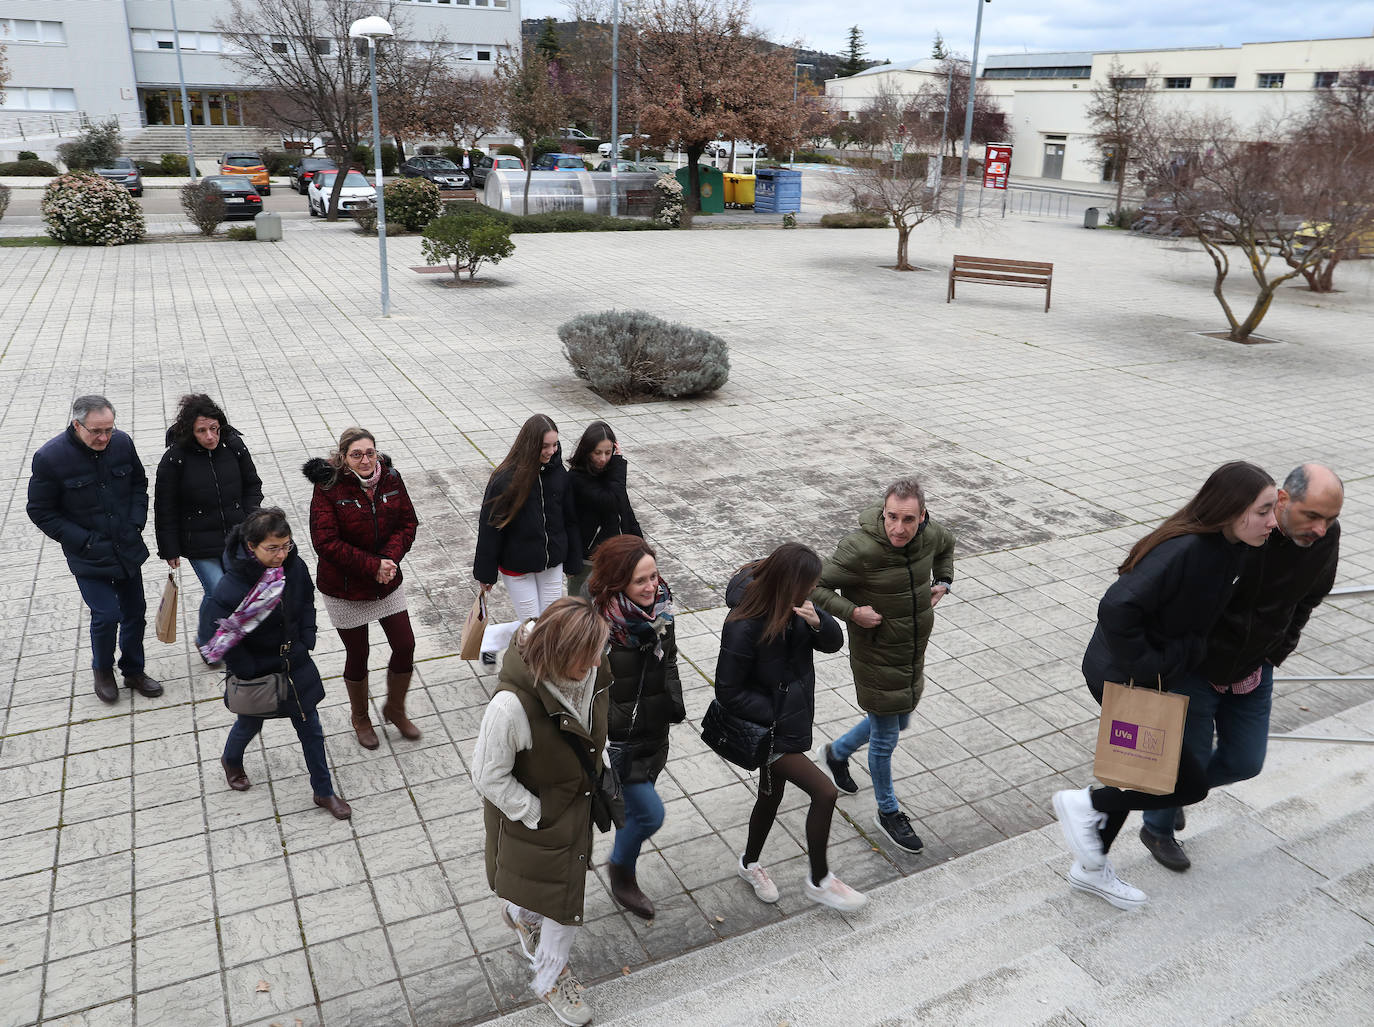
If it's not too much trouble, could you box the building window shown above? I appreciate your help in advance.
[1164,77,1191,89]
[314,38,331,54]
[1210,76,1235,89]
[158,40,174,49]
[1,87,78,110]
[272,37,289,53]
[477,49,492,61]
[1314,71,1339,88]
[0,18,64,43]
[1111,77,1147,90]
[1257,73,1285,89]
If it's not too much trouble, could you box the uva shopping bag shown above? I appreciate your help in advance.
[155,573,178,644]
[459,593,487,661]
[1093,679,1189,795]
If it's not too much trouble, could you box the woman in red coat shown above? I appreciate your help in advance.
[304,427,420,750]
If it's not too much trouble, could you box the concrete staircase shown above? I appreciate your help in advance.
[488,700,1374,1026]
[121,125,282,162]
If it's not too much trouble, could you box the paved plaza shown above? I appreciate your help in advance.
[1,199,1373,1026]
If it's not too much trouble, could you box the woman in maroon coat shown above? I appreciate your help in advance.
[305,427,421,749]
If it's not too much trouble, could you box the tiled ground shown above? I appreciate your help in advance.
[2,204,1372,1027]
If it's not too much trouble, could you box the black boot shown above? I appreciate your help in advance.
[607,861,654,920]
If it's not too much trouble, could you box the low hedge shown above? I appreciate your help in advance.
[0,158,60,176]
[443,205,665,233]
[821,211,890,229]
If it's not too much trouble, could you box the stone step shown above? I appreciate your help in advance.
[1223,947,1374,1025]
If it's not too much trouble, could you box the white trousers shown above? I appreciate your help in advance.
[509,902,579,996]
[483,566,565,654]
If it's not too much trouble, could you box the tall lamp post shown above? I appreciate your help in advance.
[610,0,621,216]
[791,62,815,166]
[955,0,990,227]
[169,0,197,180]
[350,16,394,318]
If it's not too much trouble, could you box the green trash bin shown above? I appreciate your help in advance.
[676,164,724,214]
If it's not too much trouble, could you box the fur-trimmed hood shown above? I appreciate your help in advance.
[302,453,392,486]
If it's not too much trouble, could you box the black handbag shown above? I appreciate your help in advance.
[559,729,626,834]
[700,682,788,771]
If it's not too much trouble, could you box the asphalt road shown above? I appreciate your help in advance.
[3,180,310,218]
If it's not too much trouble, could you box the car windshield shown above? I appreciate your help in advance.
[208,177,252,190]
[108,159,134,169]
[424,158,458,169]
[224,156,261,166]
[496,157,520,166]
[317,172,371,188]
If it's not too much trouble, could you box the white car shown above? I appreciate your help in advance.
[598,134,636,158]
[706,139,767,159]
[307,170,376,216]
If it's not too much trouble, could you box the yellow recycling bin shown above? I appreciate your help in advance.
[728,174,756,208]
[721,174,736,206]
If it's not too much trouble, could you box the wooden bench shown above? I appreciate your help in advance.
[947,255,1054,312]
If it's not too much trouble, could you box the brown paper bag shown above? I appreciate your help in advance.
[155,573,178,644]
[459,593,487,661]
[1093,679,1189,795]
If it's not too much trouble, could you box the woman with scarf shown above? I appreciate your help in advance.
[587,534,683,921]
[304,427,421,750]
[200,506,351,819]
[472,597,610,1027]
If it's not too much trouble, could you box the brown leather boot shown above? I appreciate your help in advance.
[607,860,654,920]
[313,794,352,820]
[221,758,251,791]
[344,677,378,750]
[381,669,421,740]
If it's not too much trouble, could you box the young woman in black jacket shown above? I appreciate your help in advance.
[154,394,263,645]
[200,507,350,820]
[567,421,642,597]
[1054,461,1277,909]
[588,534,684,921]
[473,414,582,665]
[714,542,866,913]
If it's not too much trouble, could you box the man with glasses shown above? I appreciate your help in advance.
[28,395,162,703]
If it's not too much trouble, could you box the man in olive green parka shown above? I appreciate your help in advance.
[813,477,955,854]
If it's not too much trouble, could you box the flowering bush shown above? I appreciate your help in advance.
[41,173,145,246]
[653,174,683,228]
[0,184,10,222]
[384,177,442,231]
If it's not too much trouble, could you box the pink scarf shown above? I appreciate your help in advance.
[200,563,286,663]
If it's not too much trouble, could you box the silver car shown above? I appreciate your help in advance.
[93,157,143,197]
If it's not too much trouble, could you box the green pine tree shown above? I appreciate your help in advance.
[535,17,561,63]
[838,26,866,78]
[931,32,949,60]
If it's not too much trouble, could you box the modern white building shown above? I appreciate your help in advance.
[823,58,952,119]
[0,0,521,156]
[825,35,1374,185]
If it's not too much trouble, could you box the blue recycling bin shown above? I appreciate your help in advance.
[754,168,801,213]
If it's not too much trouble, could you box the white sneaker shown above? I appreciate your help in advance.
[737,856,779,903]
[538,968,591,1027]
[804,871,868,912]
[1068,859,1147,910]
[501,902,540,961]
[1052,787,1106,871]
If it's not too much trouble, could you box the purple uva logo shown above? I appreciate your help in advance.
[1111,720,1165,756]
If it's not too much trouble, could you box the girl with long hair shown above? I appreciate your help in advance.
[1053,461,1278,909]
[473,414,582,665]
[567,420,642,597]
[587,534,683,920]
[714,542,867,912]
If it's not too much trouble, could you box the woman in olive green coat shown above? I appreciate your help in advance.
[812,477,955,855]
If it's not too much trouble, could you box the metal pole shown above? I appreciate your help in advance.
[169,0,197,180]
[610,0,620,217]
[955,0,987,226]
[368,40,390,317]
[791,65,798,166]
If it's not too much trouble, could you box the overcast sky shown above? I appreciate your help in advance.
[520,0,1374,67]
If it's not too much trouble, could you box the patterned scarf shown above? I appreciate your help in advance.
[352,461,382,490]
[200,558,286,664]
[604,579,674,658]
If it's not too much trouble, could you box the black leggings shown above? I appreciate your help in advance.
[337,610,415,679]
[1090,745,1209,853]
[742,752,838,886]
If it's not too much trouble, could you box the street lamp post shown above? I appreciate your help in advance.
[955,0,990,227]
[350,16,395,318]
[610,0,620,216]
[791,62,815,166]
[169,0,197,180]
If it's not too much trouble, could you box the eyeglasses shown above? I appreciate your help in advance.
[259,541,295,555]
[348,449,377,460]
[78,422,115,438]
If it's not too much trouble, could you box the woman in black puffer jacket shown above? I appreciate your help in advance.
[587,534,684,921]
[154,394,263,645]
[714,543,866,913]
[567,421,642,597]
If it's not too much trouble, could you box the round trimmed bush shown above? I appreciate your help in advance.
[42,173,145,245]
[0,184,10,221]
[559,310,729,400]
[383,177,442,232]
[0,158,60,176]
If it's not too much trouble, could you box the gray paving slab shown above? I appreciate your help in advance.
[2,204,1373,1025]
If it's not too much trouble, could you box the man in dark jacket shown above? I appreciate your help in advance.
[813,477,956,855]
[27,395,161,703]
[1140,463,1343,871]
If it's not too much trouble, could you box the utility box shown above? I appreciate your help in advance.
[755,168,801,213]
[254,211,283,241]
[1084,206,1100,229]
[675,164,724,214]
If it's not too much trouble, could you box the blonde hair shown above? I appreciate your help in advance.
[517,597,609,683]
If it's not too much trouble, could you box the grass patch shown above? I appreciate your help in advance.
[0,236,63,247]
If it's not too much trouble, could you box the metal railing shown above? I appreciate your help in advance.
[0,110,144,143]
[1272,582,1374,744]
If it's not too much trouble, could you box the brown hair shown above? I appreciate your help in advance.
[569,420,617,472]
[321,427,376,489]
[486,413,558,530]
[588,534,657,608]
[725,542,823,643]
[517,596,609,683]
[1119,461,1275,574]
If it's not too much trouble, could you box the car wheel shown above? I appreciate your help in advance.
[132,189,143,197]
[308,198,317,216]
[262,187,271,196]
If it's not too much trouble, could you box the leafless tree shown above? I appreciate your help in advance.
[495,47,567,214]
[429,71,503,151]
[0,40,10,107]
[911,58,1008,157]
[1084,59,1159,216]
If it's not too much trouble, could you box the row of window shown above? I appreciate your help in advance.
[129,29,498,63]
[0,18,66,44]
[407,0,511,6]
[1113,72,1361,91]
[0,87,78,111]
[984,67,1092,80]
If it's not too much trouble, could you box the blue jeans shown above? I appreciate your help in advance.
[831,712,911,815]
[75,574,146,674]
[222,707,334,797]
[187,558,225,644]
[1142,662,1273,839]
[609,781,665,869]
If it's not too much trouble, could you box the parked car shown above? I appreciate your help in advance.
[307,169,376,216]
[93,157,143,197]
[202,176,263,220]
[593,159,654,173]
[557,127,597,142]
[598,133,636,158]
[533,153,588,171]
[399,155,469,189]
[471,153,525,189]
[706,139,767,159]
[291,157,338,194]
[220,152,271,195]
